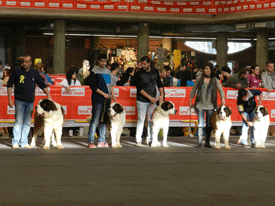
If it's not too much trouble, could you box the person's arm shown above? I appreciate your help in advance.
[224,76,237,88]
[7,87,13,108]
[158,87,164,103]
[189,78,199,107]
[140,89,158,104]
[43,87,52,100]
[258,92,263,105]
[241,78,249,88]
[156,70,164,102]
[96,88,111,99]
[261,73,272,92]
[216,78,225,105]
[240,112,253,127]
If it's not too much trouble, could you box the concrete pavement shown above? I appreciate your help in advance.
[1,130,275,205]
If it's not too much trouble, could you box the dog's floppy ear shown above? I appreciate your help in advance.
[40,99,57,112]
[216,106,221,113]
[227,106,232,117]
[264,107,269,116]
[114,103,124,114]
[161,101,173,111]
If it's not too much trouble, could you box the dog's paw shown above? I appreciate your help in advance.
[162,144,169,147]
[52,143,58,147]
[43,145,50,150]
[57,145,64,149]
[226,147,231,150]
[151,143,158,147]
[189,134,194,138]
[112,144,119,148]
[118,143,122,148]
[261,145,266,148]
[30,142,36,147]
[215,146,221,150]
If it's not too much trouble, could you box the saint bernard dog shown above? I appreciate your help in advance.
[30,99,65,149]
[211,105,232,150]
[151,101,177,147]
[107,102,126,148]
[253,105,270,148]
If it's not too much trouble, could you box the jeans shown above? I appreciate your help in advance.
[240,111,255,145]
[87,102,106,144]
[136,101,155,143]
[196,109,214,128]
[12,99,34,147]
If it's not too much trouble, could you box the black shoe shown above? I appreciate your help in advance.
[0,134,2,137]
[196,143,202,148]
[205,141,212,148]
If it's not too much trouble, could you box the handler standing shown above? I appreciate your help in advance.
[189,63,225,148]
[7,55,51,148]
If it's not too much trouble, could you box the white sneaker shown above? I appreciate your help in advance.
[22,144,33,149]
[69,130,73,137]
[78,127,84,136]
[12,144,20,149]
[136,142,142,147]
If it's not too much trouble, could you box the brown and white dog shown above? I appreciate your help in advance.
[107,102,126,148]
[253,105,270,148]
[30,99,65,149]
[151,101,177,147]
[211,105,232,149]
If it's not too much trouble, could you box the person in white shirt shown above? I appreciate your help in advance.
[59,69,82,136]
[59,69,81,92]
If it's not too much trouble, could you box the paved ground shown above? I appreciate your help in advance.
[1,128,275,206]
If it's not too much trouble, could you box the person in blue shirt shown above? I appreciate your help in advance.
[87,54,115,148]
[7,55,51,149]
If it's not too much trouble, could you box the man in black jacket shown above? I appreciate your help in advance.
[134,56,164,146]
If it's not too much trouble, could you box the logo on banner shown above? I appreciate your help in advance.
[7,105,15,115]
[260,92,275,100]
[271,110,275,118]
[78,106,92,115]
[113,88,119,97]
[61,88,85,96]
[179,107,196,115]
[124,106,135,115]
[35,87,50,96]
[165,89,186,97]
[130,88,137,97]
[0,87,9,96]
[61,105,67,114]
[227,90,238,99]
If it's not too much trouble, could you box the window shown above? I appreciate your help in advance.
[185,41,252,54]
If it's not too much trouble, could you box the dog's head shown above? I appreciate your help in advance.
[217,105,232,120]
[255,105,269,119]
[36,99,58,117]
[160,101,177,115]
[108,102,124,117]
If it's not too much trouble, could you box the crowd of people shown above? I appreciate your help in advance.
[1,55,275,148]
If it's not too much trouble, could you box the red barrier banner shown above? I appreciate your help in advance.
[0,86,275,125]
[1,0,275,15]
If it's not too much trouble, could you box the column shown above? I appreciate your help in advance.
[216,33,228,68]
[89,36,100,66]
[256,30,268,71]
[137,23,149,61]
[162,38,172,51]
[13,24,26,62]
[53,20,65,74]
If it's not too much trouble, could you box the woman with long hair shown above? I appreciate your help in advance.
[247,65,261,89]
[59,69,81,92]
[189,62,225,148]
